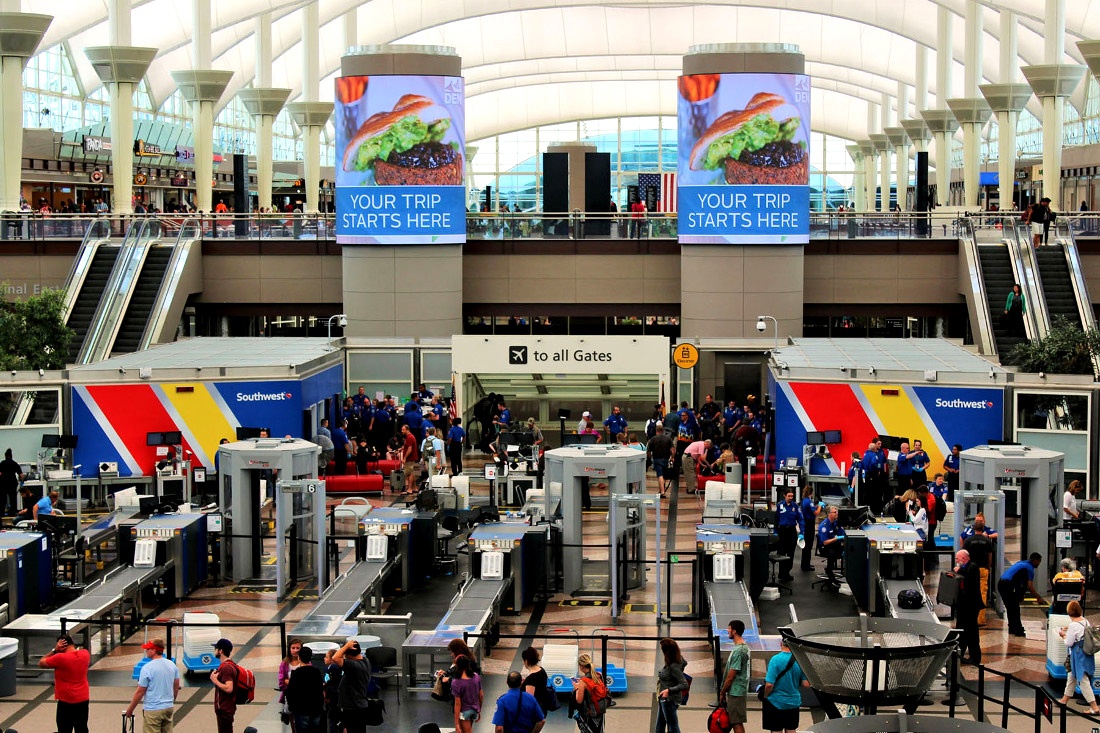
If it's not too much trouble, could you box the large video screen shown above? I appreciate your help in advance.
[677,73,811,244]
[334,75,466,245]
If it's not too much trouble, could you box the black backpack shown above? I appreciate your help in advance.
[934,494,947,523]
[898,589,924,610]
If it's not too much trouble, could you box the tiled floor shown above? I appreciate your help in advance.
[0,472,1096,732]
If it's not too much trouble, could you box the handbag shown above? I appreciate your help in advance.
[363,697,386,727]
[543,684,562,711]
[431,672,452,702]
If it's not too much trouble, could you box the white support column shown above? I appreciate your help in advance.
[255,13,271,88]
[171,68,233,213]
[859,140,877,211]
[286,103,332,213]
[343,9,357,51]
[107,0,130,47]
[1022,0,1084,208]
[85,47,157,215]
[192,0,210,68]
[932,6,955,207]
[885,127,910,209]
[291,3,324,212]
[915,46,929,112]
[847,145,864,211]
[982,10,1029,212]
[239,89,289,211]
[944,0,987,209]
[0,11,50,211]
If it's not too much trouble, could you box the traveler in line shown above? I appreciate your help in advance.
[124,639,180,733]
[492,670,545,733]
[39,632,90,733]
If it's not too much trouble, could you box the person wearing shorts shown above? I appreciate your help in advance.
[646,423,674,498]
[719,619,750,733]
[761,638,809,733]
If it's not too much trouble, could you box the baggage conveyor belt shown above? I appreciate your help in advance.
[440,577,511,629]
[291,556,400,640]
[3,561,171,663]
[706,581,761,647]
[879,577,940,624]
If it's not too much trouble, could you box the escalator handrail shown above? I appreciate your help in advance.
[60,219,113,323]
[78,219,162,364]
[957,218,997,357]
[1003,221,1046,341]
[140,218,203,350]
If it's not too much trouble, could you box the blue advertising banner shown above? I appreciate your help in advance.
[677,72,810,244]
[334,75,465,245]
[678,185,809,239]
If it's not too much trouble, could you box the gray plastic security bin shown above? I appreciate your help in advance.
[0,637,20,696]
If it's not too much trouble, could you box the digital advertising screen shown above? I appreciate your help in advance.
[677,73,811,244]
[334,75,466,245]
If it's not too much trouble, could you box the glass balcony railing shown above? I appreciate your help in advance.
[4,210,1099,243]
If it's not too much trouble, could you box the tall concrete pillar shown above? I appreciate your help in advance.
[1021,65,1083,209]
[679,44,806,339]
[947,98,991,208]
[870,133,892,208]
[846,145,864,211]
[885,127,909,208]
[920,110,958,207]
[340,45,463,339]
[171,70,233,213]
[287,2,326,213]
[85,47,157,215]
[980,85,1031,211]
[285,102,332,213]
[1020,0,1083,208]
[0,12,51,211]
[858,140,877,211]
[238,88,289,210]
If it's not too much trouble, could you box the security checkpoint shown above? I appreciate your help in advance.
[215,438,324,599]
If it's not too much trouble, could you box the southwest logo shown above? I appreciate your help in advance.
[236,391,292,402]
[934,398,994,409]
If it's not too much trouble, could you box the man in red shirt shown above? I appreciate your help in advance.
[209,638,237,733]
[401,423,420,495]
[38,632,90,733]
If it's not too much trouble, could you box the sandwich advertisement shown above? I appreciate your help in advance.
[677,73,810,244]
[334,75,466,244]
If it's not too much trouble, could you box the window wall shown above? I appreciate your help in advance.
[22,44,336,168]
[469,118,855,212]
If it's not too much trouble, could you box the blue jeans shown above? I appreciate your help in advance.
[294,712,323,733]
[656,698,681,733]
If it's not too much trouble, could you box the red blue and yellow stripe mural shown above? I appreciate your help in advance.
[772,381,1004,476]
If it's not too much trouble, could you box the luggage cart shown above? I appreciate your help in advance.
[590,627,628,693]
[544,627,580,693]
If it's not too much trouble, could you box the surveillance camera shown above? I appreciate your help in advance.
[38,368,44,377]
[338,315,347,328]
[118,367,126,374]
[755,320,767,333]
[9,370,15,376]
[868,365,876,376]
[1038,371,1046,379]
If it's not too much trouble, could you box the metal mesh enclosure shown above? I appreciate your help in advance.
[781,618,957,707]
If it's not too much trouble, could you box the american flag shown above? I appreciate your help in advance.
[448,373,459,421]
[637,173,678,212]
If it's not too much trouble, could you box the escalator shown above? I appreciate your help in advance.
[1034,244,1083,328]
[976,244,1026,363]
[65,245,120,364]
[111,244,173,355]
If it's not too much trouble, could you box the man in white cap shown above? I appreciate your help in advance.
[577,411,591,435]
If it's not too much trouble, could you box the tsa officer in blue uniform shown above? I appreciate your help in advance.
[817,505,846,590]
[997,552,1043,636]
[861,439,887,515]
[909,439,931,487]
[943,444,962,501]
[722,401,743,443]
[800,486,821,572]
[604,405,629,444]
[775,489,803,581]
